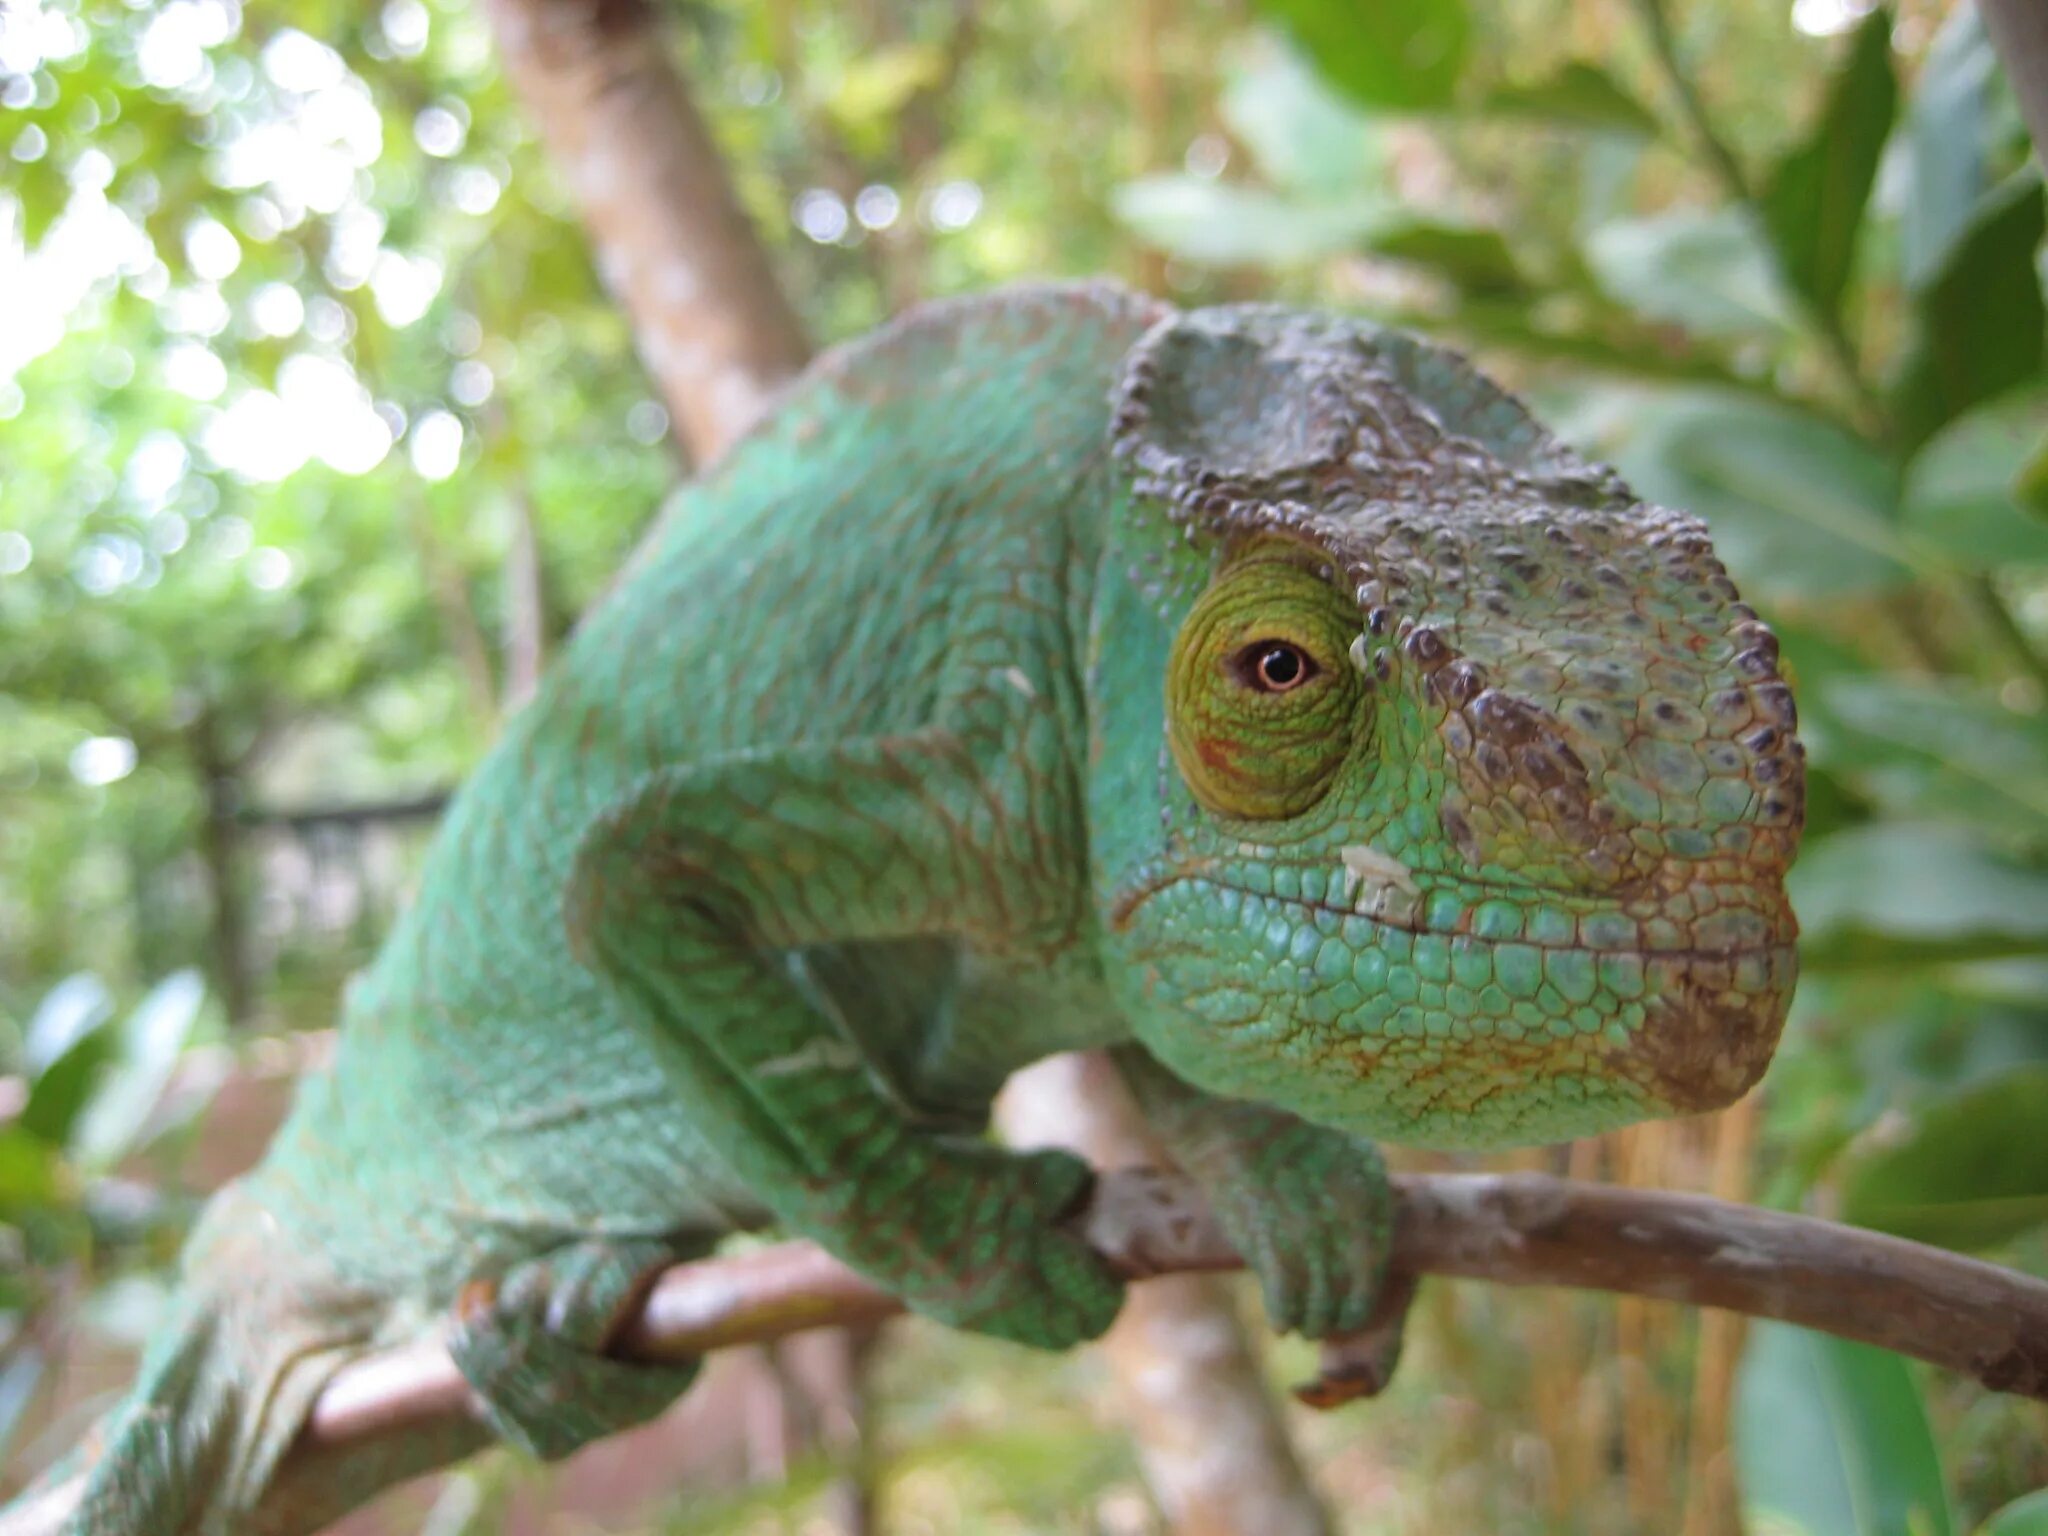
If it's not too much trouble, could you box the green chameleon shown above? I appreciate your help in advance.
[8,283,1802,1535]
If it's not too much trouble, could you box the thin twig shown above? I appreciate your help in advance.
[1966,574,2048,697]
[322,1168,2048,1448]
[9,1168,2046,1536]
[1631,0,1887,432]
[1634,0,1753,204]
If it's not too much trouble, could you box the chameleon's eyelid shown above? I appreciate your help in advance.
[1222,637,1323,696]
[1169,563,1369,820]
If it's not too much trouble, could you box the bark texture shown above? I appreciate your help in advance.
[484,0,811,459]
[18,1167,2047,1536]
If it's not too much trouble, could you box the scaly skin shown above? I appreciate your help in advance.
[7,283,1802,1536]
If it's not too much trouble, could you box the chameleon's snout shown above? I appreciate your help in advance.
[1426,630,1807,903]
[1611,941,1799,1115]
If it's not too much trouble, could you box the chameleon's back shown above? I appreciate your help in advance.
[269,280,1167,1285]
[15,283,1166,1536]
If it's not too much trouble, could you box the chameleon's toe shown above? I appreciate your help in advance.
[885,1147,1126,1351]
[1205,1124,1395,1342]
[1292,1269,1419,1410]
[446,1240,701,1461]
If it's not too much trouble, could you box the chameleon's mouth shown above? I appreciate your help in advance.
[1110,858,1796,956]
[1110,862,1797,1143]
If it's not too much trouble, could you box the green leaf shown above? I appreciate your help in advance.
[1758,8,1898,323]
[1790,822,2048,964]
[1900,388,2048,565]
[70,969,206,1171]
[1222,40,1385,194]
[1839,1063,2048,1250]
[1250,0,1470,113]
[0,1129,64,1215]
[0,1345,46,1469]
[1817,678,2048,782]
[1735,1322,1953,1536]
[22,974,112,1078]
[17,974,119,1149]
[1901,4,2000,290]
[1481,61,1660,138]
[1112,176,1390,265]
[1979,1489,2048,1536]
[1368,222,1525,297]
[1815,674,2048,840]
[2019,431,2048,521]
[1892,175,2047,450]
[1428,300,1767,395]
[1585,207,1797,338]
[1604,393,1910,603]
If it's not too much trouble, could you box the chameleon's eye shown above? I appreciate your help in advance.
[1235,641,1316,694]
[1167,552,1365,821]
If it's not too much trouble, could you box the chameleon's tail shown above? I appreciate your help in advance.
[17,1295,239,1536]
[0,1185,378,1536]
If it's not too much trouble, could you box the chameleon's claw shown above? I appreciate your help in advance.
[1291,1268,1418,1410]
[453,1277,499,1327]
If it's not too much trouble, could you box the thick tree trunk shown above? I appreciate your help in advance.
[484,0,811,459]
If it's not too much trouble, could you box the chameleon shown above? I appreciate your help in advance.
[4,281,1803,1535]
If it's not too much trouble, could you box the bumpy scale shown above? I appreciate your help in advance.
[5,284,1802,1536]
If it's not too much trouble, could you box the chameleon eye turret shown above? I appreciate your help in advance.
[1103,304,1803,1149]
[1166,545,1367,821]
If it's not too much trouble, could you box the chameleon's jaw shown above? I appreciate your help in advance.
[1108,863,1800,1150]
[1600,941,1796,1116]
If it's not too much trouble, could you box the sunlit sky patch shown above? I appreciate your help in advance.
[1791,0,1877,38]
[69,734,137,786]
[0,0,463,491]
[203,353,394,481]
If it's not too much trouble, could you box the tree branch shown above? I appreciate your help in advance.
[9,1168,2046,1534]
[484,0,811,461]
[1980,0,2048,170]
[1631,0,1887,433]
[305,1168,2048,1450]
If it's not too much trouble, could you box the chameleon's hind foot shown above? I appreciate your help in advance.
[447,1241,700,1460]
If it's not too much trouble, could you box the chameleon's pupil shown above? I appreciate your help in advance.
[1255,644,1306,691]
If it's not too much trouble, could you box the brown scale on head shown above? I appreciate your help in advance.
[1110,305,1805,1121]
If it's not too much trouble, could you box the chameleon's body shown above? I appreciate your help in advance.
[10,284,1802,1535]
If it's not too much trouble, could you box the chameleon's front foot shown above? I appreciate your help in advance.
[1197,1117,1397,1341]
[1116,1046,1398,1345]
[825,1143,1127,1352]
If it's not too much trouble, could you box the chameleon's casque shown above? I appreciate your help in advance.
[4,284,1802,1536]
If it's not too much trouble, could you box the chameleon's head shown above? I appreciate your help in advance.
[1089,306,1802,1149]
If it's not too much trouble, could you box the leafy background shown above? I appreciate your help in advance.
[2,0,2047,1531]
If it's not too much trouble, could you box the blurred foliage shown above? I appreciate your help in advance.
[4,0,2048,1531]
